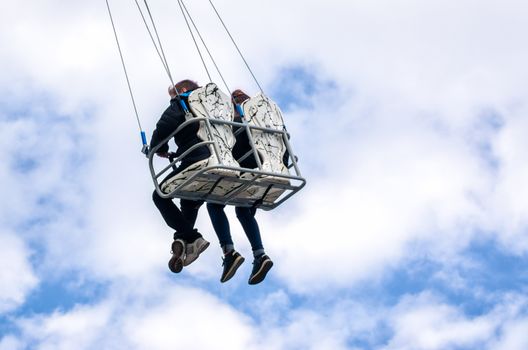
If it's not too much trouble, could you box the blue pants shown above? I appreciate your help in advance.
[206,203,263,252]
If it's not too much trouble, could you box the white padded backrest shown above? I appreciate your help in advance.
[187,83,238,168]
[242,93,289,176]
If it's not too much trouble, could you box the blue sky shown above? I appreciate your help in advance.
[2,0,528,349]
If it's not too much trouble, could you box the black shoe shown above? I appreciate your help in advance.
[221,250,245,283]
[248,254,273,285]
[168,239,185,273]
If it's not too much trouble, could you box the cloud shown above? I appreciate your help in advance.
[0,231,38,314]
[493,319,528,350]
[5,287,528,350]
[5,283,256,350]
[384,293,495,349]
[15,301,113,350]
[0,336,23,350]
[0,285,387,350]
[486,110,528,250]
[381,292,528,350]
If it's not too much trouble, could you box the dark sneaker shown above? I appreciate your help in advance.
[220,251,245,283]
[168,239,185,273]
[183,237,210,266]
[248,254,273,285]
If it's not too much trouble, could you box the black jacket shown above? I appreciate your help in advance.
[232,106,290,169]
[232,111,259,169]
[150,96,210,164]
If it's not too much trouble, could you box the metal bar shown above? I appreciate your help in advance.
[153,140,214,179]
[281,130,302,176]
[241,117,263,169]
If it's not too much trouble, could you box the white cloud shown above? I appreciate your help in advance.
[16,302,114,350]
[486,109,528,251]
[6,284,256,350]
[121,286,256,350]
[0,336,23,350]
[7,289,528,350]
[0,285,374,350]
[0,231,38,314]
[384,293,495,349]
[379,292,528,350]
[493,319,528,350]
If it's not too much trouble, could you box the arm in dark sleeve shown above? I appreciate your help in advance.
[149,99,185,153]
[283,150,290,167]
[282,132,291,166]
[150,128,169,153]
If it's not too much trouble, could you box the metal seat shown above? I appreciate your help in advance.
[149,84,306,210]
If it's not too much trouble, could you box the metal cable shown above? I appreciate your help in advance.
[105,0,144,133]
[133,0,173,85]
[208,0,264,93]
[180,0,230,93]
[177,0,212,82]
[142,0,176,89]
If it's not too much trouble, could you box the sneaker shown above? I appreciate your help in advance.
[168,239,185,273]
[183,237,210,266]
[248,254,273,285]
[220,251,245,283]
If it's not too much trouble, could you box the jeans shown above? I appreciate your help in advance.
[206,203,263,252]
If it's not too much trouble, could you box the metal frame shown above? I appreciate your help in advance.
[148,115,306,210]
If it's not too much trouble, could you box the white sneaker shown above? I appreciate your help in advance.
[183,237,210,266]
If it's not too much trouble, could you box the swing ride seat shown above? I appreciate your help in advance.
[234,93,292,204]
[157,83,240,196]
[148,84,306,210]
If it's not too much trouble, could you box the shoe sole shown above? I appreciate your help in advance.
[248,260,273,285]
[168,240,185,273]
[220,256,245,283]
[183,240,210,266]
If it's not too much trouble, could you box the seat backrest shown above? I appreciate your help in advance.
[187,83,239,168]
[241,93,289,176]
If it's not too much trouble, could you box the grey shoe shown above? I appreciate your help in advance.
[183,237,210,266]
[168,239,185,273]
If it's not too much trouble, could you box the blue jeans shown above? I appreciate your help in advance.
[206,203,263,252]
